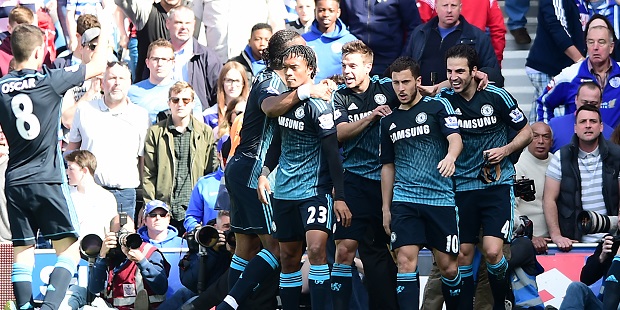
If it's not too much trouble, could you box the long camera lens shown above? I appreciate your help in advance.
[194,226,220,248]
[578,211,619,235]
[118,232,143,250]
[80,234,103,258]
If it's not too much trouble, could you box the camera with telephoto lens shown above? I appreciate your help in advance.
[80,213,142,259]
[578,211,619,235]
[185,225,235,252]
[79,231,142,258]
[514,176,536,202]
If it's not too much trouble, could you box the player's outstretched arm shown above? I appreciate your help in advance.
[262,80,335,117]
[336,105,392,142]
[84,10,112,80]
[485,123,533,165]
[437,133,462,177]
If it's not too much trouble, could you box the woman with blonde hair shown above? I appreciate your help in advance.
[204,61,250,139]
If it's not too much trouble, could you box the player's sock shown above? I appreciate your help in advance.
[217,249,279,309]
[330,263,352,310]
[12,263,33,310]
[603,256,620,309]
[441,271,462,310]
[396,271,419,310]
[279,270,302,310]
[458,265,475,310]
[308,264,330,309]
[487,256,509,310]
[40,256,76,310]
[228,254,248,290]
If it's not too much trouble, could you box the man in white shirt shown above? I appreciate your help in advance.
[68,61,150,220]
[515,122,553,254]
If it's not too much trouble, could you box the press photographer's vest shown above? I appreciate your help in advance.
[105,243,166,309]
[557,136,620,241]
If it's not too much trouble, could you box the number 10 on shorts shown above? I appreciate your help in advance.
[445,235,459,254]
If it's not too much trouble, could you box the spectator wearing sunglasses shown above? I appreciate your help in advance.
[67,61,150,220]
[143,81,219,236]
[138,200,183,248]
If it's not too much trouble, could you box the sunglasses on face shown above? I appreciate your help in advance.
[107,61,129,69]
[147,212,168,218]
[169,97,192,104]
[84,43,97,51]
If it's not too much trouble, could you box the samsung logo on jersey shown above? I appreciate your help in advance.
[348,111,372,122]
[278,116,305,131]
[2,78,36,93]
[458,116,497,129]
[390,125,430,142]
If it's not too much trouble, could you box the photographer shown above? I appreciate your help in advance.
[158,210,232,310]
[543,105,620,251]
[514,122,553,254]
[560,234,620,309]
[88,214,170,309]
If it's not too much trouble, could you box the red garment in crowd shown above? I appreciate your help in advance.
[415,0,506,64]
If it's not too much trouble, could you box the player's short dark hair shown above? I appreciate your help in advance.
[445,44,479,71]
[8,6,34,27]
[147,39,174,59]
[264,30,303,70]
[10,24,43,63]
[342,40,373,64]
[575,103,602,123]
[251,23,272,35]
[281,45,317,79]
[65,150,97,176]
[577,81,602,102]
[387,56,421,79]
[76,14,100,36]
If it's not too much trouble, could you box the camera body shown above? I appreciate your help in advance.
[185,225,235,252]
[514,176,536,202]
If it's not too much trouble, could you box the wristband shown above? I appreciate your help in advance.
[261,166,271,177]
[297,84,311,101]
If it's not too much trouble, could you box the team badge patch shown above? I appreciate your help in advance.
[444,116,458,129]
[374,94,387,105]
[611,77,620,88]
[509,109,525,123]
[318,113,335,129]
[295,106,305,119]
[416,112,427,124]
[271,221,277,233]
[481,104,494,116]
